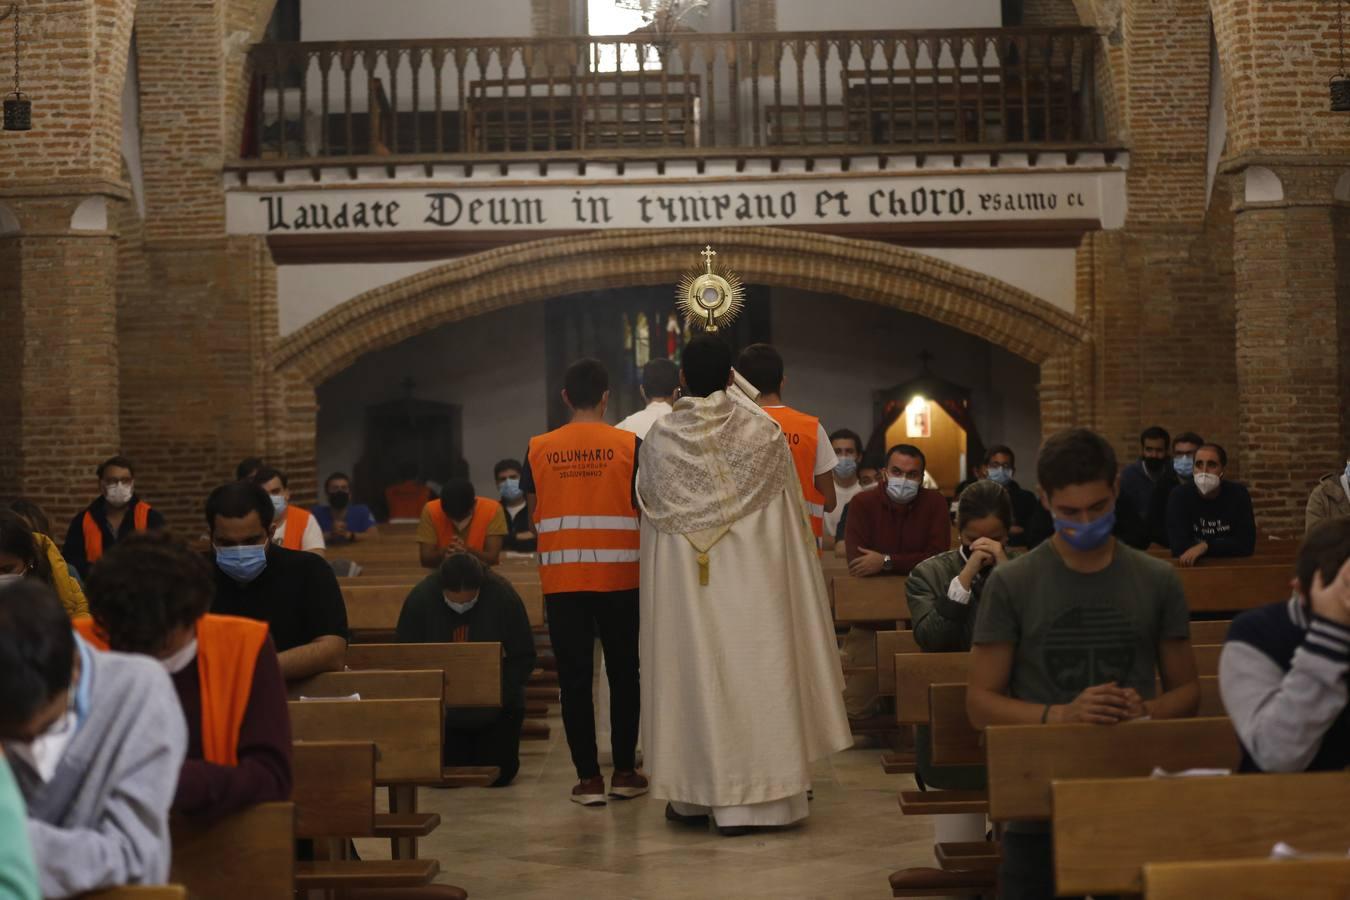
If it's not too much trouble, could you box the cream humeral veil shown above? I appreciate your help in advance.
[636,380,852,809]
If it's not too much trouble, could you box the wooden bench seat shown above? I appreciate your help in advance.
[1053,772,1350,896]
[1144,857,1350,899]
[295,860,440,890]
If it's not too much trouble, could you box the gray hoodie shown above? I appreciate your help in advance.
[4,637,187,899]
[1306,471,1350,533]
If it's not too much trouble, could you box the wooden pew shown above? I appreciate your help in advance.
[876,630,922,699]
[81,890,186,900]
[291,741,440,890]
[170,802,294,900]
[833,575,909,624]
[342,582,545,638]
[1053,772,1350,896]
[1144,857,1350,900]
[290,669,443,701]
[345,642,502,708]
[986,717,1241,822]
[1180,563,1290,613]
[1189,619,1231,644]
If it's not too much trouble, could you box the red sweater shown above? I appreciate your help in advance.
[844,486,950,574]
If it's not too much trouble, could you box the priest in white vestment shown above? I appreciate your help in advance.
[636,335,852,833]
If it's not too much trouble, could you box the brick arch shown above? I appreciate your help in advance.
[274,228,1091,389]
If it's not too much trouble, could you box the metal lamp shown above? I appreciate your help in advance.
[1,4,28,131]
[1334,1,1350,112]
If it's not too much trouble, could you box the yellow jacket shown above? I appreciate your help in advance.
[34,532,88,618]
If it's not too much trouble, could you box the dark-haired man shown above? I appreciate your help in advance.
[494,460,536,553]
[1119,426,1171,527]
[616,357,679,440]
[737,344,836,550]
[0,580,186,897]
[523,358,646,806]
[62,456,166,579]
[842,443,949,719]
[418,477,506,569]
[253,467,325,556]
[638,336,850,834]
[235,457,264,482]
[81,532,292,820]
[206,481,348,681]
[1220,517,1350,772]
[983,444,1051,549]
[1144,430,1205,547]
[1166,442,1257,566]
[823,428,865,552]
[311,472,379,546]
[967,427,1199,899]
[396,553,536,786]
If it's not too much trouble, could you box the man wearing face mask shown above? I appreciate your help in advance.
[1144,430,1204,548]
[494,460,535,553]
[79,532,292,821]
[206,481,348,681]
[1166,443,1257,566]
[62,456,167,580]
[0,580,187,898]
[418,477,507,569]
[252,467,326,557]
[1305,452,1350,532]
[311,472,379,546]
[822,429,865,552]
[842,444,950,720]
[396,553,536,786]
[967,428,1199,900]
[1118,426,1171,527]
[1219,517,1350,773]
[982,445,1052,549]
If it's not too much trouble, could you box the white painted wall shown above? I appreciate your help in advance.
[301,0,533,40]
[277,261,448,336]
[776,0,1001,30]
[914,247,1075,313]
[122,37,146,219]
[313,285,1042,499]
[1205,29,1227,207]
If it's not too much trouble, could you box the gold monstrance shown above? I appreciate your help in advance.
[677,245,745,333]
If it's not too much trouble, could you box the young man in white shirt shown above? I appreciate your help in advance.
[616,358,679,440]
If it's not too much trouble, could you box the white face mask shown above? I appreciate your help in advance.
[104,482,133,507]
[0,572,24,589]
[444,592,479,615]
[160,638,199,675]
[453,516,474,532]
[1193,472,1221,496]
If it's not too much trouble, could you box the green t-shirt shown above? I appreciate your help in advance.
[0,756,39,900]
[972,539,1190,704]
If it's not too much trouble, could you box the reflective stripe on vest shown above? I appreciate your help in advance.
[73,613,267,766]
[527,422,640,594]
[763,406,826,541]
[280,506,312,551]
[426,497,502,552]
[82,502,152,566]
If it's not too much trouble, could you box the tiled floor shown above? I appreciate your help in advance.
[356,716,938,899]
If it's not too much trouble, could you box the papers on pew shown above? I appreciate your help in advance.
[298,693,361,701]
[1270,842,1350,859]
[1149,766,1232,778]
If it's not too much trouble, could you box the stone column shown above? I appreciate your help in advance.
[1233,161,1350,537]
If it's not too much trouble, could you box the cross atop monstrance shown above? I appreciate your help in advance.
[701,245,717,271]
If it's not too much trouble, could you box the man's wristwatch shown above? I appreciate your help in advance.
[882,554,893,572]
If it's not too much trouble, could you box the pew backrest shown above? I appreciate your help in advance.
[82,889,188,900]
[928,683,982,766]
[834,575,909,624]
[1143,857,1350,900]
[877,630,922,697]
[987,717,1241,821]
[1179,564,1290,614]
[288,669,443,701]
[170,802,294,900]
[1189,619,1231,644]
[291,741,376,838]
[344,642,502,707]
[1053,772,1350,896]
[288,697,443,783]
[895,652,968,725]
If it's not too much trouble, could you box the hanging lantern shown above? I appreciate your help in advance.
[1334,0,1350,112]
[1,4,28,131]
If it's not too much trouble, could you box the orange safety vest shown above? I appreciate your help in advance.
[763,406,826,546]
[425,497,502,552]
[74,613,267,767]
[526,422,640,595]
[278,505,313,551]
[82,502,152,566]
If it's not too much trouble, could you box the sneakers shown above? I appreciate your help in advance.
[609,770,650,800]
[570,776,607,807]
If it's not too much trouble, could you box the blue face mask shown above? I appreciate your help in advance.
[986,466,1012,486]
[886,477,920,505]
[834,458,858,479]
[444,592,479,615]
[499,477,523,503]
[215,544,268,583]
[1173,455,1194,478]
[1053,509,1116,552]
[270,494,288,517]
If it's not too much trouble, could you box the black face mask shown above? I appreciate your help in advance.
[328,491,350,509]
[1142,457,1166,475]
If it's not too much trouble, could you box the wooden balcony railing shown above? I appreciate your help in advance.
[241,28,1103,163]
